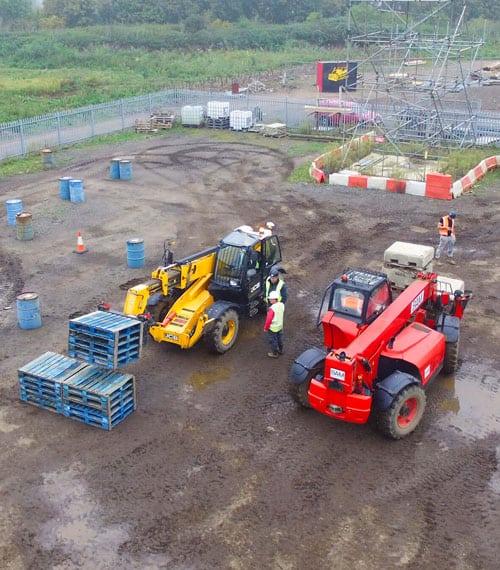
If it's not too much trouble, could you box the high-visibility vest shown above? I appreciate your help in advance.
[265,278,284,302]
[438,215,455,237]
[269,302,284,332]
[342,295,363,315]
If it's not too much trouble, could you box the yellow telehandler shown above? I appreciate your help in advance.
[120,224,283,354]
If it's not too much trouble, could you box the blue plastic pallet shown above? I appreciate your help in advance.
[18,352,87,414]
[68,311,143,369]
[18,351,137,430]
[60,363,136,430]
[62,398,136,430]
[19,385,64,414]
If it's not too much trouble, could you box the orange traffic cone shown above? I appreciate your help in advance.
[73,231,88,254]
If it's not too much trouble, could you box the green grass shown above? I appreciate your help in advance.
[288,162,313,183]
[0,129,165,177]
[0,44,335,122]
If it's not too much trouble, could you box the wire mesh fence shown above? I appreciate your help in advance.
[1,87,499,160]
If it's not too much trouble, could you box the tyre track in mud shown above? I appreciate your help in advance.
[0,134,499,569]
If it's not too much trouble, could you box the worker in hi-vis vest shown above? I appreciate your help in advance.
[263,290,284,358]
[265,267,288,306]
[435,211,457,264]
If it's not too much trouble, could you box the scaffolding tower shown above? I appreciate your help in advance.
[340,0,486,151]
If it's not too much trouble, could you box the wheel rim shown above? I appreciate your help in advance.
[397,397,418,428]
[221,320,236,345]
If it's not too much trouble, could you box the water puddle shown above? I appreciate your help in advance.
[190,366,232,391]
[37,464,129,567]
[436,358,499,439]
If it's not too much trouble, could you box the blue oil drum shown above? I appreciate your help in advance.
[126,238,145,268]
[15,212,34,241]
[69,179,85,203]
[58,177,72,200]
[110,158,121,179]
[6,198,23,226]
[16,292,42,330]
[119,160,132,181]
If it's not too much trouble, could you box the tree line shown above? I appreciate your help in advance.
[0,0,497,29]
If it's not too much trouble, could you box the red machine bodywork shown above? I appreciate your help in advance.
[309,275,446,424]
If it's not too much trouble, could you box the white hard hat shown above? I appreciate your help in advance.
[235,225,253,233]
[269,291,279,300]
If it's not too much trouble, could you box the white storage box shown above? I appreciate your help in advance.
[230,110,253,131]
[207,101,230,119]
[384,241,434,269]
[181,105,204,126]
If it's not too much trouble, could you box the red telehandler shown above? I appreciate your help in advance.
[289,266,471,439]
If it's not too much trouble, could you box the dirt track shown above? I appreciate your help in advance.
[1,128,499,569]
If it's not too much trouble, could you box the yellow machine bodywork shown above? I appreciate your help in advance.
[123,249,218,349]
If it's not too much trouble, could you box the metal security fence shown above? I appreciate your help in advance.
[1,88,499,161]
[0,90,316,161]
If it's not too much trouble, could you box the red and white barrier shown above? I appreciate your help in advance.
[316,148,500,200]
[452,155,499,198]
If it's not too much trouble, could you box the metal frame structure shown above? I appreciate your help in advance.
[337,0,490,153]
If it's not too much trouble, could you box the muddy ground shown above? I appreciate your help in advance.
[1,116,499,570]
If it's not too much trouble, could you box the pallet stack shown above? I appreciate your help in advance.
[18,310,143,430]
[18,351,136,430]
[151,110,175,129]
[261,123,287,138]
[134,118,157,133]
[68,311,143,369]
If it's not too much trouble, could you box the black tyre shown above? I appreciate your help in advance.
[204,309,239,354]
[376,384,426,440]
[150,294,178,323]
[443,336,460,374]
[290,365,323,409]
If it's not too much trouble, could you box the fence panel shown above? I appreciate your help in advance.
[0,89,499,161]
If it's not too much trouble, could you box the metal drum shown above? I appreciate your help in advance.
[126,238,145,268]
[16,292,42,330]
[15,212,34,241]
[6,198,23,226]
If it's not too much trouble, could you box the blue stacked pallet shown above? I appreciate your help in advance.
[61,365,136,430]
[18,351,87,414]
[68,310,143,369]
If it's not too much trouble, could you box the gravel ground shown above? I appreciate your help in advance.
[0,107,499,569]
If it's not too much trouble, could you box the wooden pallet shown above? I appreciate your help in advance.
[261,123,287,138]
[151,112,175,129]
[134,119,157,133]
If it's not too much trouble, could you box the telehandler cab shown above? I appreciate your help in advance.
[290,262,471,439]
[121,224,282,354]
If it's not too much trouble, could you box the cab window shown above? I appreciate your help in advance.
[366,283,391,321]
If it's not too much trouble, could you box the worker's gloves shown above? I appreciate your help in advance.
[447,230,452,236]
